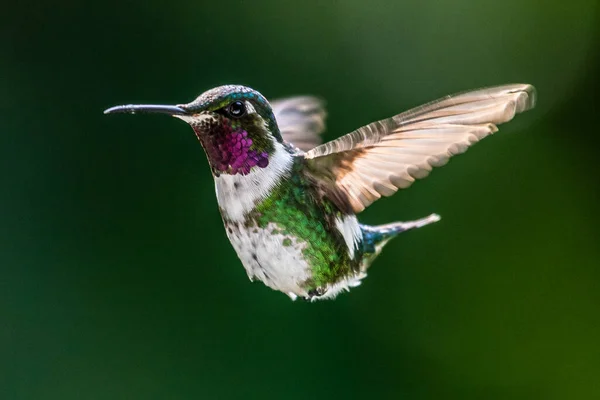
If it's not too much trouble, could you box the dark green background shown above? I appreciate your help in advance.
[2,0,599,399]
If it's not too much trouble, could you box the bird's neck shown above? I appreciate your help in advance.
[214,142,294,222]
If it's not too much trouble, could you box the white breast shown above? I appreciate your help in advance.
[214,142,293,222]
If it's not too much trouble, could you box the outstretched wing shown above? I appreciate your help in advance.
[304,84,537,213]
[271,96,327,151]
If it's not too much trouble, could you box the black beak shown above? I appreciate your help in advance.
[103,104,187,115]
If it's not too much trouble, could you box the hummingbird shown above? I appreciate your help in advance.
[105,83,536,301]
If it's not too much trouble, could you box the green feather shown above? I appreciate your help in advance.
[249,162,360,290]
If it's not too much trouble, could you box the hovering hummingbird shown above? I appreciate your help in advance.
[105,84,536,301]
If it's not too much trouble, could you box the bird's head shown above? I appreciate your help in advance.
[105,85,282,176]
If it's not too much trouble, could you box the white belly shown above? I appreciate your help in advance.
[225,222,312,299]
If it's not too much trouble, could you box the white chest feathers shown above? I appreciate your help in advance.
[214,143,293,222]
[225,222,311,299]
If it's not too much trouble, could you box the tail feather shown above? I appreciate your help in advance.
[360,213,440,267]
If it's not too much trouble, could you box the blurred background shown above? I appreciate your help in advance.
[2,0,599,399]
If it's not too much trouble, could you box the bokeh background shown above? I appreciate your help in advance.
[2,0,600,399]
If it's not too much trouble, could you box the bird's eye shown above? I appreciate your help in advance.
[228,101,246,118]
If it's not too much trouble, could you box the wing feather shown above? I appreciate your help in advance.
[304,84,536,213]
[271,96,327,151]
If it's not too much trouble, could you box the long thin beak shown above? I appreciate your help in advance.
[103,104,187,115]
